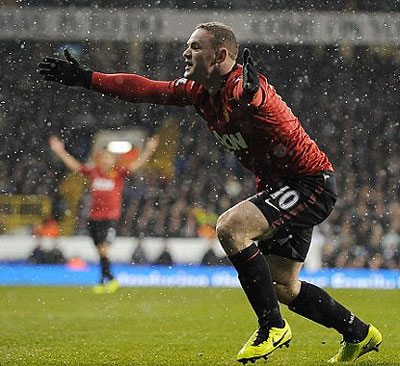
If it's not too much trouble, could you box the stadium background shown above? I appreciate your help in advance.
[0,0,399,287]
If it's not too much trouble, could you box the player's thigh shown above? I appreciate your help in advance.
[89,220,115,249]
[267,254,303,282]
[266,254,303,304]
[216,200,272,246]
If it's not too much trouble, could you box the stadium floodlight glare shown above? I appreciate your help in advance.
[107,141,132,154]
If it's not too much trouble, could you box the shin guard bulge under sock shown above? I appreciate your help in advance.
[230,243,284,329]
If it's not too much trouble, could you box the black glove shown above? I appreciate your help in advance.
[38,48,93,89]
[242,48,260,100]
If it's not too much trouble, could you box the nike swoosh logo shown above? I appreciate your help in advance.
[264,198,280,211]
[362,338,373,350]
[273,330,288,347]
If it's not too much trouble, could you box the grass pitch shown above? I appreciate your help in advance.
[0,287,398,366]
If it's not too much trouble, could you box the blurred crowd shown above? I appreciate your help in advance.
[0,36,399,269]
[4,0,400,12]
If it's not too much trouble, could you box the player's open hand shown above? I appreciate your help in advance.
[49,136,66,154]
[38,49,93,88]
[242,48,260,99]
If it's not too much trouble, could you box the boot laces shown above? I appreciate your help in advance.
[252,326,271,346]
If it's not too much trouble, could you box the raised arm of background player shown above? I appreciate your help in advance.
[49,135,83,172]
[49,135,160,174]
[38,48,261,107]
[128,135,159,173]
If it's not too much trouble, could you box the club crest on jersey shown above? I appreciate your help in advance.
[212,131,248,151]
[174,78,188,86]
[108,171,118,179]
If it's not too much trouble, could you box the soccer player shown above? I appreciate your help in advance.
[49,135,159,294]
[39,22,382,362]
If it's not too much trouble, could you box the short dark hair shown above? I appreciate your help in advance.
[196,22,238,61]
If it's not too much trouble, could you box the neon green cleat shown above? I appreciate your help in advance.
[92,283,105,294]
[237,319,292,364]
[328,324,382,363]
[104,278,119,294]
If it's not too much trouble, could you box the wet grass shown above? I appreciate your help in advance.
[0,287,398,365]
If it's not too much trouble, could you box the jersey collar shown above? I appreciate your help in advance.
[221,63,239,88]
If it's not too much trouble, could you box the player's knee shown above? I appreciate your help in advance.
[274,281,301,305]
[97,244,108,257]
[217,210,245,236]
[216,212,245,252]
[216,212,235,244]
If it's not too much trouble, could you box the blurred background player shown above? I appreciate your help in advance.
[49,135,159,293]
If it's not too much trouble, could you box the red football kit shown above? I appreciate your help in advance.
[80,165,129,220]
[91,64,332,191]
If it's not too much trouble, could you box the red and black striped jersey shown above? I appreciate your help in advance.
[80,165,129,220]
[92,64,332,191]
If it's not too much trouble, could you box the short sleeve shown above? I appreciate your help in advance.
[116,166,130,179]
[79,165,94,177]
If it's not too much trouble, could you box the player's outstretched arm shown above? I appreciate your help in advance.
[242,48,260,102]
[38,49,197,106]
[129,135,160,173]
[38,49,93,88]
[49,136,83,172]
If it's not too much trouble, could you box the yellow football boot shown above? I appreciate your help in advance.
[92,283,105,294]
[104,278,119,294]
[328,324,382,363]
[237,319,292,364]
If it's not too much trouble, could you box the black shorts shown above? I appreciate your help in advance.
[87,220,116,246]
[248,171,337,262]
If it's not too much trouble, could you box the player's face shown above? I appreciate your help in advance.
[97,150,116,171]
[183,29,218,83]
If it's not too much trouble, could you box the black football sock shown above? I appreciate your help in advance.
[288,281,369,343]
[229,243,284,329]
[100,257,114,281]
